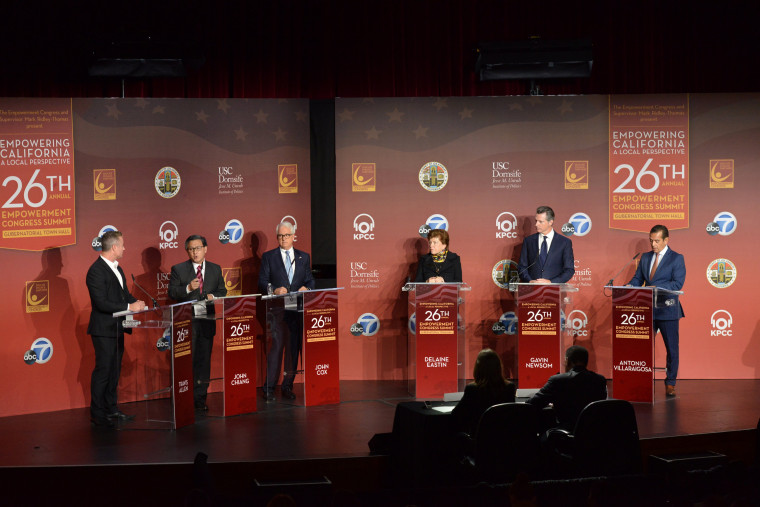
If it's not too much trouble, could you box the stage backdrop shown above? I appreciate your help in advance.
[335,94,760,383]
[2,97,311,417]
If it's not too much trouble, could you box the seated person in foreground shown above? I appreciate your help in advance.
[527,345,607,432]
[415,229,462,283]
[452,348,516,436]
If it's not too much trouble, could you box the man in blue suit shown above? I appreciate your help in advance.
[518,206,575,283]
[258,221,315,401]
[627,224,685,396]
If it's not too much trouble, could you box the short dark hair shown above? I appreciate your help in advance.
[184,235,208,249]
[650,224,669,239]
[565,345,589,367]
[427,229,449,248]
[101,230,122,251]
[536,206,555,222]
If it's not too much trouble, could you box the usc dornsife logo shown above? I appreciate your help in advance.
[26,280,49,313]
[565,161,588,189]
[278,164,298,194]
[709,160,734,189]
[93,169,116,200]
[352,163,376,192]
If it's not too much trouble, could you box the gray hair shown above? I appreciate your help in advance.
[276,221,295,234]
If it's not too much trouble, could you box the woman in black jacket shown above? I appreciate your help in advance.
[414,229,462,283]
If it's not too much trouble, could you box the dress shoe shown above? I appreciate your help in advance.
[666,385,676,397]
[281,388,296,400]
[91,417,116,428]
[263,391,276,402]
[106,411,136,421]
[194,402,209,412]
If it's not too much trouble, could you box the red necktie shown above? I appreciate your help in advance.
[649,253,659,279]
[196,264,204,293]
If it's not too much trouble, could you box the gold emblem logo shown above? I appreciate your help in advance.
[278,164,298,194]
[223,267,242,296]
[93,169,116,200]
[709,160,734,189]
[352,163,376,192]
[26,280,49,313]
[565,161,588,189]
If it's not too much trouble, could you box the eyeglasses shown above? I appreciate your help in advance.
[186,246,204,252]
[276,234,293,239]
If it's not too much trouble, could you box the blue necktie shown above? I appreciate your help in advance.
[539,235,548,266]
[286,250,293,284]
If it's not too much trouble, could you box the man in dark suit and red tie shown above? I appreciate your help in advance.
[628,224,686,397]
[86,230,146,427]
[257,221,315,401]
[169,235,227,411]
[518,206,575,284]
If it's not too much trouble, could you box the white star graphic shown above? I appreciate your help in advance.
[413,125,429,138]
[134,98,148,109]
[152,105,166,114]
[509,103,524,111]
[254,109,269,123]
[432,98,448,111]
[217,99,231,113]
[557,99,573,115]
[106,102,121,120]
[338,109,355,122]
[195,110,209,123]
[459,107,473,119]
[273,128,287,141]
[295,111,307,122]
[386,107,405,123]
[365,126,381,140]
[234,127,248,141]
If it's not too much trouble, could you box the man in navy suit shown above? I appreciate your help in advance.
[518,206,575,283]
[169,235,227,411]
[86,230,146,427]
[628,224,685,396]
[257,221,315,401]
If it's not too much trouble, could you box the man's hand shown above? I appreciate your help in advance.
[129,300,146,312]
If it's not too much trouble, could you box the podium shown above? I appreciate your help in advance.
[513,283,578,389]
[261,288,341,406]
[403,282,470,399]
[609,286,683,403]
[114,294,261,428]
[114,301,196,429]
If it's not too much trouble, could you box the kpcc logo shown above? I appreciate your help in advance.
[495,212,518,239]
[159,221,179,249]
[710,310,733,336]
[353,214,375,240]
[566,310,589,336]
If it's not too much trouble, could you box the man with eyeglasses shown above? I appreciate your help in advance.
[169,234,227,411]
[258,221,315,401]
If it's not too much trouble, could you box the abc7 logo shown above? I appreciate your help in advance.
[566,310,589,335]
[564,213,592,237]
[706,212,737,236]
[24,337,53,365]
[493,312,517,335]
[218,229,231,244]
[353,313,379,336]
[495,212,517,238]
[418,223,431,238]
[710,310,733,335]
[159,221,178,243]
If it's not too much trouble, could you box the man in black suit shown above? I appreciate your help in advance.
[518,206,575,283]
[257,221,315,401]
[86,230,146,427]
[527,345,608,432]
[169,235,227,411]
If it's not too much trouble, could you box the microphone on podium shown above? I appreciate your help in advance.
[605,253,640,287]
[509,257,538,292]
[131,274,160,309]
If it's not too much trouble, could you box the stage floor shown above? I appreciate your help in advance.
[1,379,759,468]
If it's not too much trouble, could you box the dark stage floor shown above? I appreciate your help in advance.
[1,379,759,469]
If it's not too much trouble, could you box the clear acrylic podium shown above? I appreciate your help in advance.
[261,288,341,406]
[114,301,196,429]
[512,283,578,389]
[608,285,683,403]
[403,282,470,399]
